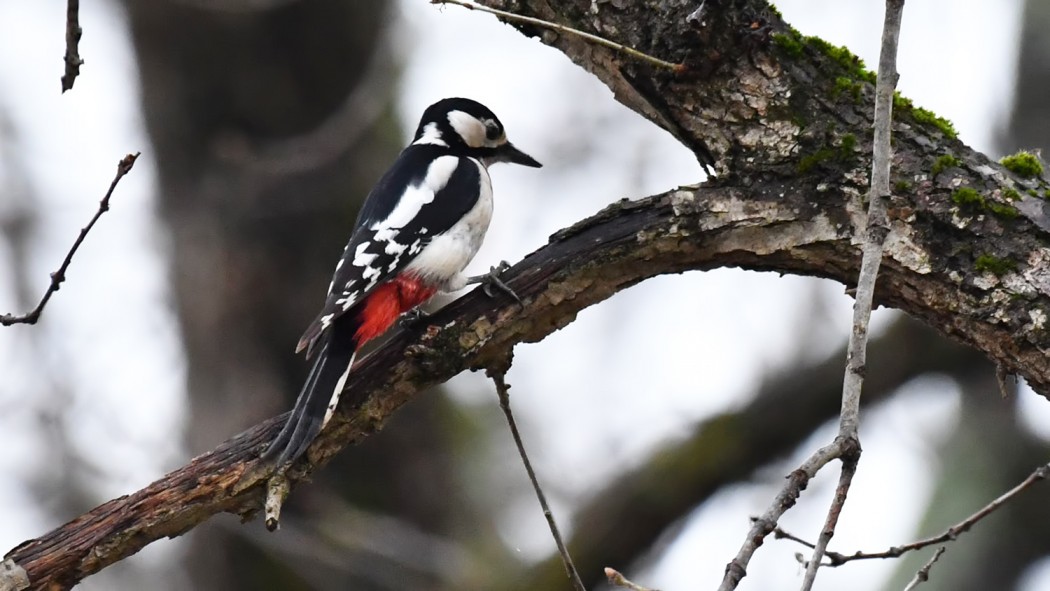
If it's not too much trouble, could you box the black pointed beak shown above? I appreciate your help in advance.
[497,142,542,168]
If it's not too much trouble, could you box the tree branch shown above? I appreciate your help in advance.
[61,0,83,92]
[510,318,988,591]
[7,0,1050,588]
[475,0,1050,395]
[901,547,946,591]
[799,2,905,587]
[3,160,1050,588]
[432,0,682,71]
[489,367,585,591]
[773,462,1050,567]
[1,153,139,327]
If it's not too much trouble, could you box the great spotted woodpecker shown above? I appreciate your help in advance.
[264,97,541,469]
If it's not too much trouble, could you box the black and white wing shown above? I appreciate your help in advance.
[296,145,485,356]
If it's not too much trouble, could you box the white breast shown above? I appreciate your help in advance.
[405,158,493,288]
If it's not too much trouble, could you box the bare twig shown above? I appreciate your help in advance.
[797,2,905,588]
[774,462,1050,567]
[840,2,903,434]
[1,153,140,327]
[718,3,906,587]
[902,547,946,591]
[264,471,290,531]
[605,567,658,591]
[61,0,83,92]
[717,442,841,591]
[799,448,859,589]
[431,0,683,72]
[488,368,585,591]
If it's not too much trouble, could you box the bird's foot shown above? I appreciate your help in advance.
[466,261,523,308]
[398,307,432,330]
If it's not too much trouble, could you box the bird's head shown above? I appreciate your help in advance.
[412,97,542,168]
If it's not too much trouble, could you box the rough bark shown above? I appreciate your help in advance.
[477,0,1050,391]
[4,0,1050,588]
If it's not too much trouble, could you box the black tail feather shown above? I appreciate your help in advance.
[263,326,358,469]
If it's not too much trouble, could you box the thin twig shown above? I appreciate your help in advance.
[838,1,903,436]
[605,567,659,591]
[432,0,683,71]
[717,442,841,591]
[902,547,946,591]
[799,448,858,589]
[488,368,585,591]
[1,152,140,327]
[774,462,1050,566]
[264,470,291,531]
[797,2,905,588]
[61,0,83,92]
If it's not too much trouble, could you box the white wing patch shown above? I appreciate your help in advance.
[370,156,458,233]
[334,155,461,292]
[353,242,377,267]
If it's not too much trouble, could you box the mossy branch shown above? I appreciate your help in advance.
[6,1,1050,588]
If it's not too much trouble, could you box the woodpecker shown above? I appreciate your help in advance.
[264,97,541,469]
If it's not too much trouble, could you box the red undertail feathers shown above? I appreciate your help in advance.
[354,274,436,345]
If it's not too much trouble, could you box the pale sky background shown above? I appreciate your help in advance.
[0,0,1046,589]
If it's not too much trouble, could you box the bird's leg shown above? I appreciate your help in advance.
[466,261,523,307]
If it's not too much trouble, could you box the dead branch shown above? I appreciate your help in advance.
[61,0,83,92]
[773,462,1050,567]
[1,153,139,327]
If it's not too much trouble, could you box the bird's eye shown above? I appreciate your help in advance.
[484,121,502,141]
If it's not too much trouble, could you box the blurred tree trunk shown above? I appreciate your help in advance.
[122,2,485,589]
[1000,0,1050,157]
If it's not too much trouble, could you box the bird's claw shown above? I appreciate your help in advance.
[398,307,431,330]
[467,261,523,308]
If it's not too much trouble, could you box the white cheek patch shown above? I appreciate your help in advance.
[447,110,486,148]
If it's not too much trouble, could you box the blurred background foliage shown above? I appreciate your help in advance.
[1,1,1049,590]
